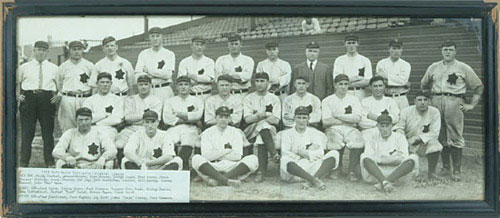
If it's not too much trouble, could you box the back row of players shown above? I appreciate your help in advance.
[18,27,483,192]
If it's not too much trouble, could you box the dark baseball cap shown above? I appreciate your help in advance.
[34,41,49,49]
[265,42,278,49]
[192,36,206,44]
[376,114,392,124]
[102,36,116,46]
[97,72,112,81]
[369,75,385,85]
[295,106,311,116]
[388,39,403,47]
[75,107,93,118]
[344,34,359,42]
[414,90,431,99]
[306,41,320,49]
[254,72,270,81]
[149,27,162,35]
[334,74,349,83]
[215,106,232,116]
[143,110,159,121]
[217,74,233,83]
[68,41,84,49]
[228,34,242,42]
[176,76,191,83]
[137,75,152,83]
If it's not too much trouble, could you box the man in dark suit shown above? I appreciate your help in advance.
[289,42,333,100]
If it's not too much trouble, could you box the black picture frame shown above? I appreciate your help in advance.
[2,0,498,216]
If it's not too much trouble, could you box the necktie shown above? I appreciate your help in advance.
[38,62,43,89]
[309,62,313,71]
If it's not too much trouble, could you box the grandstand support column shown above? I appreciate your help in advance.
[144,16,149,39]
[250,17,256,31]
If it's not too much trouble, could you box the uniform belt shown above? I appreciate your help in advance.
[386,85,408,88]
[22,89,53,95]
[190,90,212,96]
[385,92,407,97]
[152,82,171,88]
[348,87,364,91]
[231,88,249,94]
[114,91,128,96]
[62,92,92,98]
[211,160,222,163]
[433,92,465,98]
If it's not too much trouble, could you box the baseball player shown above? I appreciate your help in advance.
[205,74,243,126]
[281,106,339,190]
[93,36,135,98]
[52,107,117,169]
[282,75,321,129]
[57,40,96,132]
[135,27,176,102]
[322,74,364,182]
[394,90,443,180]
[243,72,281,183]
[17,41,60,167]
[114,75,162,166]
[256,42,292,100]
[360,114,418,193]
[122,110,183,170]
[82,72,124,141]
[163,76,203,170]
[333,34,373,100]
[359,76,400,132]
[420,40,483,181]
[301,17,323,35]
[191,106,258,187]
[376,39,411,110]
[177,37,215,102]
[214,33,254,98]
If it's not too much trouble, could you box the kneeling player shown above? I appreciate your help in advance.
[192,106,258,187]
[52,107,117,169]
[122,110,182,170]
[281,106,339,190]
[361,114,418,193]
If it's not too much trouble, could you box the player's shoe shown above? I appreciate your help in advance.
[207,178,219,187]
[374,182,384,191]
[348,172,359,182]
[312,178,326,190]
[382,181,394,193]
[438,167,452,177]
[192,176,203,182]
[271,153,280,164]
[302,182,313,190]
[452,171,461,182]
[254,171,264,183]
[227,179,242,188]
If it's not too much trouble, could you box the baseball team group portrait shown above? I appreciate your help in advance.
[15,15,486,201]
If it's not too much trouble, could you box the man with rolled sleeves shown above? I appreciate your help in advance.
[135,27,175,103]
[178,37,215,102]
[122,110,183,170]
[93,36,135,98]
[191,106,258,187]
[280,106,339,190]
[214,34,254,98]
[333,34,373,100]
[282,75,322,129]
[322,74,364,182]
[57,40,96,132]
[376,39,411,110]
[420,40,483,181]
[289,41,333,100]
[256,42,292,100]
[52,107,117,169]
[394,90,443,180]
[17,41,60,167]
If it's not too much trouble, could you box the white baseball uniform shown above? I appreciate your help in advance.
[135,47,176,102]
[93,55,135,97]
[215,53,254,98]
[162,95,203,147]
[243,92,281,144]
[256,58,292,98]
[333,53,373,100]
[359,96,400,130]
[82,92,124,141]
[204,94,243,126]
[376,57,411,110]
[282,92,321,128]
[178,55,215,102]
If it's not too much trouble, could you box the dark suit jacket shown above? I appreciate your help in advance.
[289,60,334,100]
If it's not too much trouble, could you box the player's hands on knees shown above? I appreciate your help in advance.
[50,95,62,104]
[65,156,77,166]
[459,103,474,112]
[94,158,106,169]
[408,136,422,146]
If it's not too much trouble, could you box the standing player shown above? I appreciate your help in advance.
[282,76,322,129]
[122,110,183,170]
[177,37,215,102]
[163,76,204,170]
[289,42,333,100]
[333,34,373,100]
[191,106,258,187]
[214,34,254,98]
[243,72,281,183]
[394,90,443,180]
[17,41,60,167]
[256,42,292,100]
[376,39,411,110]
[359,76,400,132]
[52,107,117,169]
[135,27,175,102]
[93,36,135,97]
[281,106,339,190]
[420,40,483,181]
[322,74,364,182]
[57,40,96,132]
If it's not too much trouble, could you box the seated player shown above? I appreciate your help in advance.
[192,106,259,187]
[163,76,203,170]
[243,72,281,183]
[394,90,443,180]
[205,74,243,127]
[282,76,321,129]
[122,110,183,170]
[361,114,418,193]
[281,106,339,190]
[52,107,117,169]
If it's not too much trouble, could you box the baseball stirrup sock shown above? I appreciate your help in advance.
[450,147,462,172]
[198,163,228,185]
[260,129,277,155]
[179,146,193,170]
[257,144,268,172]
[163,163,179,170]
[124,161,140,169]
[386,159,415,182]
[362,158,385,183]
[440,147,452,169]
[314,157,337,178]
[116,148,124,166]
[287,162,316,184]
[336,147,346,172]
[348,148,363,174]
[194,147,201,155]
[224,163,251,179]
[243,144,254,156]
[427,151,440,175]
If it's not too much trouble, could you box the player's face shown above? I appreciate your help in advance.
[305,48,319,61]
[294,79,309,94]
[294,114,309,128]
[97,77,112,94]
[69,47,84,60]
[335,80,348,95]
[137,81,151,95]
[33,47,48,62]
[415,96,430,112]
[144,119,159,133]
[441,45,456,62]
[345,40,359,53]
[266,47,279,59]
[103,41,118,56]
[217,80,232,95]
[389,46,403,59]
[76,115,92,132]
[191,41,206,56]
[149,33,163,47]
[255,78,269,92]
[177,81,191,95]
[377,123,393,138]
[370,80,386,98]
[228,40,242,54]
[216,114,231,128]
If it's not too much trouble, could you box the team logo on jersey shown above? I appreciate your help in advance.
[235,66,243,72]
[423,123,430,133]
[187,105,195,112]
[306,105,313,113]
[198,68,204,75]
[344,105,352,114]
[447,73,459,85]
[224,142,232,149]
[80,73,90,83]
[153,147,162,158]
[305,143,313,149]
[358,67,365,77]
[157,60,165,69]
[88,143,99,156]
[115,69,125,80]
[381,109,389,115]
[105,105,114,113]
[265,104,273,112]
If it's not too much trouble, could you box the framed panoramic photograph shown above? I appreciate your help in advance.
[1,0,499,217]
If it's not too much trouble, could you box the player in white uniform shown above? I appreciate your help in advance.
[57,41,96,132]
[135,27,175,103]
[82,72,124,141]
[93,36,135,98]
[122,110,183,170]
[376,39,411,110]
[322,74,365,182]
[192,106,258,187]
[361,114,418,193]
[281,106,339,190]
[243,73,281,183]
[215,34,254,99]
[256,42,292,101]
[333,34,373,100]
[282,75,322,129]
[52,107,117,169]
[177,37,215,102]
[394,90,443,180]
[163,76,203,170]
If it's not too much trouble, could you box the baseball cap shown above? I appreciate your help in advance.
[34,41,49,49]
[441,40,456,48]
[143,110,159,121]
[75,107,93,118]
[334,74,349,83]
[254,72,270,81]
[192,36,206,44]
[149,27,162,35]
[228,34,242,42]
[344,34,359,42]
[369,75,385,85]
[295,106,311,116]
[176,75,191,83]
[295,75,309,83]
[414,90,431,99]
[68,41,84,49]
[137,75,152,83]
[96,72,112,81]
[217,74,233,83]
[215,106,233,116]
[388,39,403,47]
[376,114,392,124]
[306,41,320,49]
[102,36,116,46]
[265,42,278,49]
